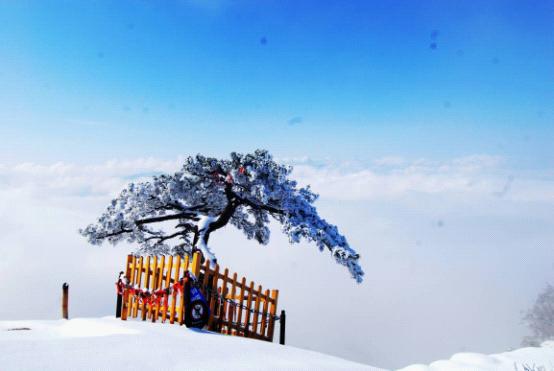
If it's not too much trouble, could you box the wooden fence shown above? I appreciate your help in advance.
[119,252,280,342]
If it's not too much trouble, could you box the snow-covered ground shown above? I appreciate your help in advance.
[0,317,381,371]
[398,343,554,371]
[1,317,553,371]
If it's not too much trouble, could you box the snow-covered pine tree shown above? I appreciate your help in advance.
[80,150,364,282]
[523,283,554,346]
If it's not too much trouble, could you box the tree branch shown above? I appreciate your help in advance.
[238,196,284,215]
[99,228,133,239]
[135,212,200,226]
[144,230,188,243]
[205,202,238,236]
[199,184,239,247]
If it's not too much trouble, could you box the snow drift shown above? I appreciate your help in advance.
[1,317,553,370]
[398,342,554,371]
[0,317,380,371]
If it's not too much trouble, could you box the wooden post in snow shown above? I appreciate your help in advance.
[116,292,123,318]
[62,283,69,319]
[279,310,286,345]
[116,270,124,318]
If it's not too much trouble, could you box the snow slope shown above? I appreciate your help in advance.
[398,343,554,371]
[0,317,381,371]
[1,317,553,370]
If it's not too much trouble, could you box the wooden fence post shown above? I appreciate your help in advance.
[181,273,191,327]
[62,283,69,319]
[170,256,181,324]
[116,291,123,318]
[142,256,151,321]
[116,270,124,318]
[191,252,201,277]
[126,256,136,319]
[279,310,286,345]
[267,289,279,341]
[121,289,129,321]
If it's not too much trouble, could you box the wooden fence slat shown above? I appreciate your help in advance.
[251,285,262,338]
[207,264,220,330]
[124,255,134,318]
[260,289,270,339]
[152,255,165,322]
[178,255,190,325]
[148,255,159,319]
[157,256,164,318]
[121,288,129,321]
[196,259,210,329]
[121,255,132,320]
[244,281,255,337]
[267,289,279,341]
[236,277,246,336]
[191,252,201,277]
[183,255,191,272]
[201,259,211,298]
[141,256,151,321]
[127,256,137,318]
[228,272,238,335]
[169,255,181,324]
[161,256,173,323]
[219,268,230,334]
[133,256,144,318]
[147,256,158,320]
[177,256,185,325]
[133,256,141,317]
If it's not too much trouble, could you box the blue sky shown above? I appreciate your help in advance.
[0,0,552,166]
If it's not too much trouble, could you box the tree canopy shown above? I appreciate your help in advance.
[523,283,554,345]
[80,150,364,282]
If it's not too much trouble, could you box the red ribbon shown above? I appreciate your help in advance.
[115,281,125,295]
[120,275,190,310]
[154,295,162,307]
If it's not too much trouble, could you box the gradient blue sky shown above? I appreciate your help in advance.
[1,2,554,367]
[1,0,552,167]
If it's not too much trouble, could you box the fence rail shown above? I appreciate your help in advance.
[119,252,280,342]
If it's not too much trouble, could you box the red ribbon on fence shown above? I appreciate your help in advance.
[116,282,124,295]
[162,294,170,323]
[154,295,162,307]
[173,282,182,294]
[116,274,191,312]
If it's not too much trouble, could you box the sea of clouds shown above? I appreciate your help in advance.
[1,154,553,369]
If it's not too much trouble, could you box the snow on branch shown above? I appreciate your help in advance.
[80,149,364,282]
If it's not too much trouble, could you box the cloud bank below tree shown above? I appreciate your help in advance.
[1,153,553,368]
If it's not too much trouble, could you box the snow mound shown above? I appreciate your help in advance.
[398,341,554,371]
[2,317,553,370]
[0,317,381,371]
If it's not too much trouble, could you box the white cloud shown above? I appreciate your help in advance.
[0,157,187,201]
[2,153,551,203]
[291,155,554,202]
[373,156,406,167]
